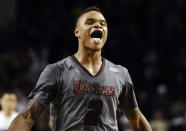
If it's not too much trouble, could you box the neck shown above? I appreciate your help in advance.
[2,109,13,117]
[75,47,102,66]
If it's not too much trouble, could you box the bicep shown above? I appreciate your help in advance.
[26,99,44,121]
[122,107,152,131]
[123,107,140,120]
[8,99,44,131]
[122,107,141,129]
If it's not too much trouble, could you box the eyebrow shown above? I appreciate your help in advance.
[85,18,107,24]
[86,18,95,22]
[86,18,107,23]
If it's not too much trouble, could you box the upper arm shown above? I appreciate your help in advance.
[122,107,140,128]
[25,99,44,121]
[28,65,58,105]
[122,107,152,131]
[118,69,138,110]
[8,99,44,131]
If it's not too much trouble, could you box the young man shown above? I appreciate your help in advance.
[0,93,18,130]
[8,7,152,131]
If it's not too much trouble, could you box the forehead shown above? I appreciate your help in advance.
[79,11,106,22]
[2,94,17,100]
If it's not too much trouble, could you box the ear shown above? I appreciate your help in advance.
[74,27,80,38]
[14,100,18,109]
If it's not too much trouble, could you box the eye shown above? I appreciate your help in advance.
[86,19,94,25]
[100,22,106,26]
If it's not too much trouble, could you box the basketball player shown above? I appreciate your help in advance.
[8,6,152,131]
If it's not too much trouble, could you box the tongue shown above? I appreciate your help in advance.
[92,38,101,43]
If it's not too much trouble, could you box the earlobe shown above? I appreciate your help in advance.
[74,27,79,38]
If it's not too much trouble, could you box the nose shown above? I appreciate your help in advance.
[93,22,102,28]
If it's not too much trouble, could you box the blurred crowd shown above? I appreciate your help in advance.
[0,0,186,130]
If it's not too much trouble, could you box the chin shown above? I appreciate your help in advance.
[85,46,102,52]
[83,40,105,52]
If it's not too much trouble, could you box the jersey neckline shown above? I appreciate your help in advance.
[71,55,105,77]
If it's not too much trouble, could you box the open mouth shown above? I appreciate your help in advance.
[90,30,103,39]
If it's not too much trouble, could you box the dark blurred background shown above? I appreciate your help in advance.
[0,0,185,130]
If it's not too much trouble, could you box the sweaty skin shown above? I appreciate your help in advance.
[74,11,108,76]
[8,10,152,131]
[8,99,43,131]
[122,108,152,131]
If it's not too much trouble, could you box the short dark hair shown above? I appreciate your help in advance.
[76,6,103,26]
[0,89,15,98]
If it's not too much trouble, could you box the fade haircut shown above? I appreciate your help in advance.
[76,6,103,26]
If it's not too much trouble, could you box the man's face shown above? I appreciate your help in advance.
[75,11,108,51]
[0,93,17,112]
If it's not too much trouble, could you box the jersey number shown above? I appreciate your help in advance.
[84,99,103,126]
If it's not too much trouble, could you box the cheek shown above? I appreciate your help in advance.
[103,27,108,36]
[103,30,108,41]
[80,29,90,38]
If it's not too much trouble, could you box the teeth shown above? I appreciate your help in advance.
[92,38,101,43]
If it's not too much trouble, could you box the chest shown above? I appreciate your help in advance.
[58,67,124,98]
